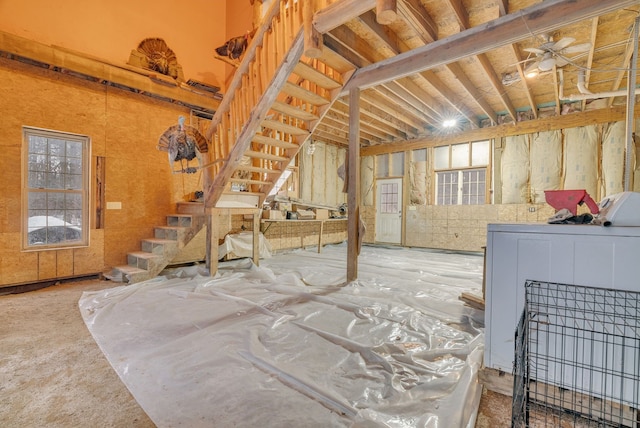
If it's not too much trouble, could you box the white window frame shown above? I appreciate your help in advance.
[434,140,489,206]
[22,127,90,250]
[436,168,487,205]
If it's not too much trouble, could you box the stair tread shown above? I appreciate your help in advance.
[245,150,290,162]
[141,238,177,244]
[261,119,309,136]
[253,134,299,149]
[113,265,148,274]
[293,62,342,90]
[271,101,319,121]
[229,178,271,185]
[128,251,163,259]
[234,165,282,175]
[282,81,330,106]
[222,191,264,196]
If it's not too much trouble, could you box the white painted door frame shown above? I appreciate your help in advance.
[375,178,403,244]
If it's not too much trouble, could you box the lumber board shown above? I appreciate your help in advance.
[361,104,640,156]
[0,31,219,112]
[343,0,639,92]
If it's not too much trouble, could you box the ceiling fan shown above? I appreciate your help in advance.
[523,36,591,76]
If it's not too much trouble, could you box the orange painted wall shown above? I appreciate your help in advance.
[0,0,231,90]
[0,57,197,285]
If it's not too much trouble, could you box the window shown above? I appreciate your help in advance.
[379,182,399,213]
[376,152,404,178]
[23,127,90,249]
[434,140,489,205]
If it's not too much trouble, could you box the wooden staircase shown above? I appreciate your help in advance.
[109,213,206,283]
[112,0,355,283]
[202,0,355,210]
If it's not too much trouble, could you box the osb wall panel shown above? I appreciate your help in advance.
[73,230,105,276]
[0,59,194,287]
[261,220,347,252]
[404,203,557,252]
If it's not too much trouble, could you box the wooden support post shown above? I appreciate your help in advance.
[347,88,360,282]
[206,209,220,276]
[253,211,260,266]
[303,0,322,58]
[318,220,324,253]
[376,0,397,25]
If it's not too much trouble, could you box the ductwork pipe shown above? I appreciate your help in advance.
[559,70,640,101]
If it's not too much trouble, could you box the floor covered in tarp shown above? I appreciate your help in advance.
[79,244,485,427]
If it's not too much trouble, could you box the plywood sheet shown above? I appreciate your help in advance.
[74,230,105,275]
[38,251,57,280]
[56,249,74,278]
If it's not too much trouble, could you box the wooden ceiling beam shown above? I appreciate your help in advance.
[360,12,452,122]
[313,0,376,33]
[343,0,638,91]
[333,98,418,138]
[312,129,350,146]
[357,11,396,49]
[326,27,377,68]
[444,0,469,31]
[398,0,437,42]
[420,70,479,127]
[322,114,384,141]
[363,88,433,130]
[582,17,599,111]
[475,53,517,121]
[361,104,640,156]
[445,62,498,124]
[510,44,538,119]
[552,66,561,116]
[384,80,443,122]
[443,0,516,122]
[607,24,636,107]
[360,91,428,131]
[325,108,403,140]
[497,0,508,16]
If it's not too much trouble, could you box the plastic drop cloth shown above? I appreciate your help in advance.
[219,231,272,259]
[79,244,485,428]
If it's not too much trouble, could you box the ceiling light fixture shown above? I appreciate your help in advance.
[442,119,457,128]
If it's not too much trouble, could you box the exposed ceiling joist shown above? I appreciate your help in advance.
[475,53,517,121]
[607,24,637,107]
[445,62,498,124]
[313,0,376,33]
[343,0,639,92]
[364,87,432,130]
[420,70,479,127]
[397,0,437,43]
[510,44,538,118]
[582,17,599,111]
[444,0,470,31]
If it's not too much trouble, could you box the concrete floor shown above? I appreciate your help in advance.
[0,278,512,427]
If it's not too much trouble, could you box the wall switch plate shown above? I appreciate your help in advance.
[106,201,122,210]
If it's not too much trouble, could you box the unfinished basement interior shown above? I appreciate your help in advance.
[2,0,640,426]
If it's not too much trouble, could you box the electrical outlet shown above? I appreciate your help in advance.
[528,207,536,212]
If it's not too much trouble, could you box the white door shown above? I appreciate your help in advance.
[375,178,402,244]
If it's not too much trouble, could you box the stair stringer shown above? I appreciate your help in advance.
[204,31,306,209]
